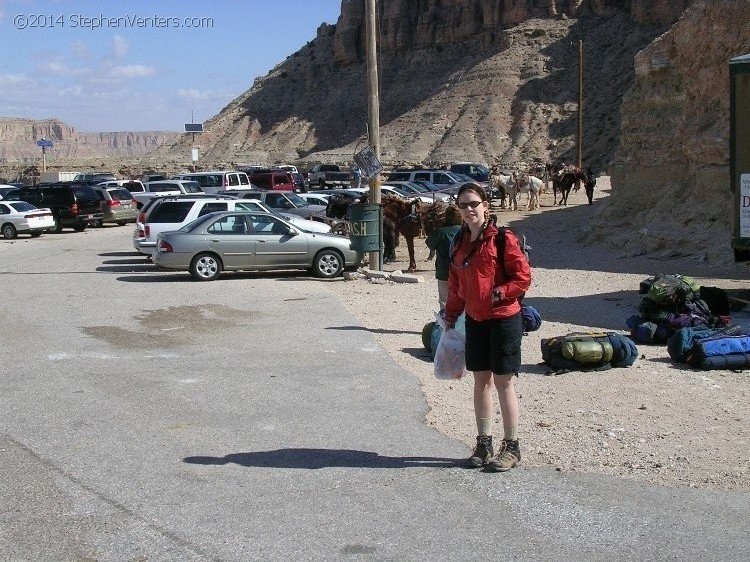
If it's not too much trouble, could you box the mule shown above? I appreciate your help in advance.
[380,195,422,271]
[553,167,587,206]
[513,172,542,211]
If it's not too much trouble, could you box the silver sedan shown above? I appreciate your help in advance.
[153,211,362,281]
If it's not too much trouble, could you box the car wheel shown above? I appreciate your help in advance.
[319,179,326,189]
[189,252,222,281]
[49,218,63,233]
[73,223,87,232]
[30,232,42,238]
[312,249,343,278]
[117,221,128,226]
[2,223,18,239]
[92,219,104,228]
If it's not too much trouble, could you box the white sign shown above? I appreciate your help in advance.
[741,173,750,237]
[191,148,199,162]
[354,145,383,180]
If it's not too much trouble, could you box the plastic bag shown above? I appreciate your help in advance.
[433,327,468,380]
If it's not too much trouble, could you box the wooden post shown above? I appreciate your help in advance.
[578,39,583,171]
[365,0,382,270]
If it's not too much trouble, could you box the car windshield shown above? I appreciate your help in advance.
[404,182,429,193]
[285,192,308,207]
[9,201,35,212]
[386,185,410,197]
[414,180,441,192]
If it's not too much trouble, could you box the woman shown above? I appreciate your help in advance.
[425,204,462,311]
[443,183,531,471]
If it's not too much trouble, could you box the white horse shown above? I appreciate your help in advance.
[488,169,513,209]
[511,171,542,211]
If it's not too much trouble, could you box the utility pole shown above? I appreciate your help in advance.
[578,39,583,170]
[365,0,382,270]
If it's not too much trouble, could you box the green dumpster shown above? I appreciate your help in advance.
[731,52,750,261]
[348,203,381,253]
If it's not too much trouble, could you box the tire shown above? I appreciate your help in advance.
[49,218,63,233]
[92,219,104,228]
[30,232,42,238]
[117,221,128,226]
[189,252,222,281]
[73,223,87,232]
[2,223,17,239]
[312,249,343,278]
[318,179,326,189]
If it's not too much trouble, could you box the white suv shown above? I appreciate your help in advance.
[171,171,251,193]
[133,195,330,255]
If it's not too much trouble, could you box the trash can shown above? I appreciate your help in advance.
[348,203,381,253]
[731,53,750,261]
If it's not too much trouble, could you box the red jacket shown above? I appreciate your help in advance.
[444,224,531,324]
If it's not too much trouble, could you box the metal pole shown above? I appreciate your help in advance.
[365,0,382,270]
[42,146,47,173]
[578,39,583,170]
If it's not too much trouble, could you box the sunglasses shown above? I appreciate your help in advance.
[457,200,483,210]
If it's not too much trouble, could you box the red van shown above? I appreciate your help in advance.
[247,170,295,191]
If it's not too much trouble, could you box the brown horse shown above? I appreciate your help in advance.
[380,195,422,271]
[552,166,587,206]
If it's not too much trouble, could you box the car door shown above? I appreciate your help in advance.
[204,214,255,269]
[248,214,309,267]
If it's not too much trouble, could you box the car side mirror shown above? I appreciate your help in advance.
[288,227,300,236]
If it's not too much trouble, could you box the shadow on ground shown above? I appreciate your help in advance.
[183,448,458,469]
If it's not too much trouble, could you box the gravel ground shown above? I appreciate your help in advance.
[332,178,750,491]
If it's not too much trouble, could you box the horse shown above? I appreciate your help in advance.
[380,194,422,271]
[552,166,587,206]
[325,192,361,219]
[488,166,513,209]
[512,171,542,211]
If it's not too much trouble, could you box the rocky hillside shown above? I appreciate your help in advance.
[586,0,750,264]
[154,0,689,170]
[0,118,179,162]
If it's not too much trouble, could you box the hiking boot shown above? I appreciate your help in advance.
[486,439,521,472]
[467,435,493,468]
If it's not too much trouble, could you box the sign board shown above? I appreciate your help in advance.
[191,148,199,162]
[184,123,204,133]
[740,174,750,237]
[354,145,383,180]
[36,139,53,148]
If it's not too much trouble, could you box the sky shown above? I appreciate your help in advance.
[0,0,343,132]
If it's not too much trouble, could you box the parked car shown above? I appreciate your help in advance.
[141,174,167,183]
[133,180,204,209]
[298,193,331,206]
[0,200,55,239]
[133,194,331,255]
[91,184,138,226]
[448,162,490,182]
[153,211,360,281]
[97,179,145,193]
[384,180,451,202]
[246,169,295,191]
[10,182,102,232]
[74,172,117,184]
[233,190,327,218]
[385,169,468,189]
[171,171,252,193]
[307,164,351,189]
[0,185,20,200]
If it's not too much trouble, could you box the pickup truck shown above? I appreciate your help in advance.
[131,180,203,209]
[307,164,351,189]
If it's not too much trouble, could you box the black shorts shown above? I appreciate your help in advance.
[465,312,523,375]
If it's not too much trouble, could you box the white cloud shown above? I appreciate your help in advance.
[113,35,128,59]
[178,88,212,101]
[109,64,156,79]
[71,40,90,59]
[0,73,30,85]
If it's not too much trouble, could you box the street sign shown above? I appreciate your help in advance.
[36,139,53,148]
[184,123,204,133]
[354,145,382,180]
